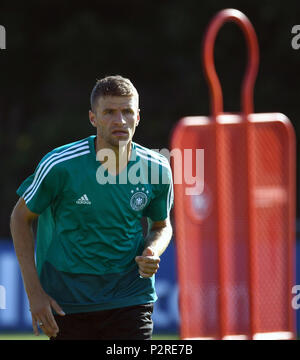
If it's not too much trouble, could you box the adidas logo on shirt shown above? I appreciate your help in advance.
[76,194,91,205]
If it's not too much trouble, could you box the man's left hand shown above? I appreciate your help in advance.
[135,247,160,278]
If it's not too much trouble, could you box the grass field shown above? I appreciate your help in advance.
[0,333,179,340]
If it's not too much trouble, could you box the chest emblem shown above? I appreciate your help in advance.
[130,187,149,211]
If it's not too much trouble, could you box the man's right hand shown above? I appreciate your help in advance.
[29,291,65,338]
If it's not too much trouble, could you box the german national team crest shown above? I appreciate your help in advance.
[130,187,149,211]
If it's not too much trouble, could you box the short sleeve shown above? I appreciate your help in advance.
[143,166,174,221]
[17,154,63,214]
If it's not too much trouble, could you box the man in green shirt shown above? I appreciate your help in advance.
[10,75,174,340]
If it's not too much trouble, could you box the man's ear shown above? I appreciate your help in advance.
[136,110,140,126]
[89,110,97,128]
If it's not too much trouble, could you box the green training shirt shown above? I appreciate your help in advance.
[17,135,174,314]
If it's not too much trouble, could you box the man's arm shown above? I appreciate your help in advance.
[135,217,173,278]
[10,198,65,337]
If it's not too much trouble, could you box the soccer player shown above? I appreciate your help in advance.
[10,75,174,340]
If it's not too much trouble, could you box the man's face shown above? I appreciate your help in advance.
[89,95,140,148]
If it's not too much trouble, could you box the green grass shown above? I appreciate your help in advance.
[0,333,179,340]
[0,333,48,340]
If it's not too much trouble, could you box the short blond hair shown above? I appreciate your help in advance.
[90,75,139,112]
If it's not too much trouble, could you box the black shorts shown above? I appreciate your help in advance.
[50,303,154,340]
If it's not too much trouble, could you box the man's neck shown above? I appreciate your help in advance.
[94,137,132,175]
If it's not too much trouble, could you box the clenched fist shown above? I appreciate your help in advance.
[135,247,160,278]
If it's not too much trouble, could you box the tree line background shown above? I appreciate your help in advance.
[0,0,299,237]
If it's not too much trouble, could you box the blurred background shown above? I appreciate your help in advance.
[0,0,299,339]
